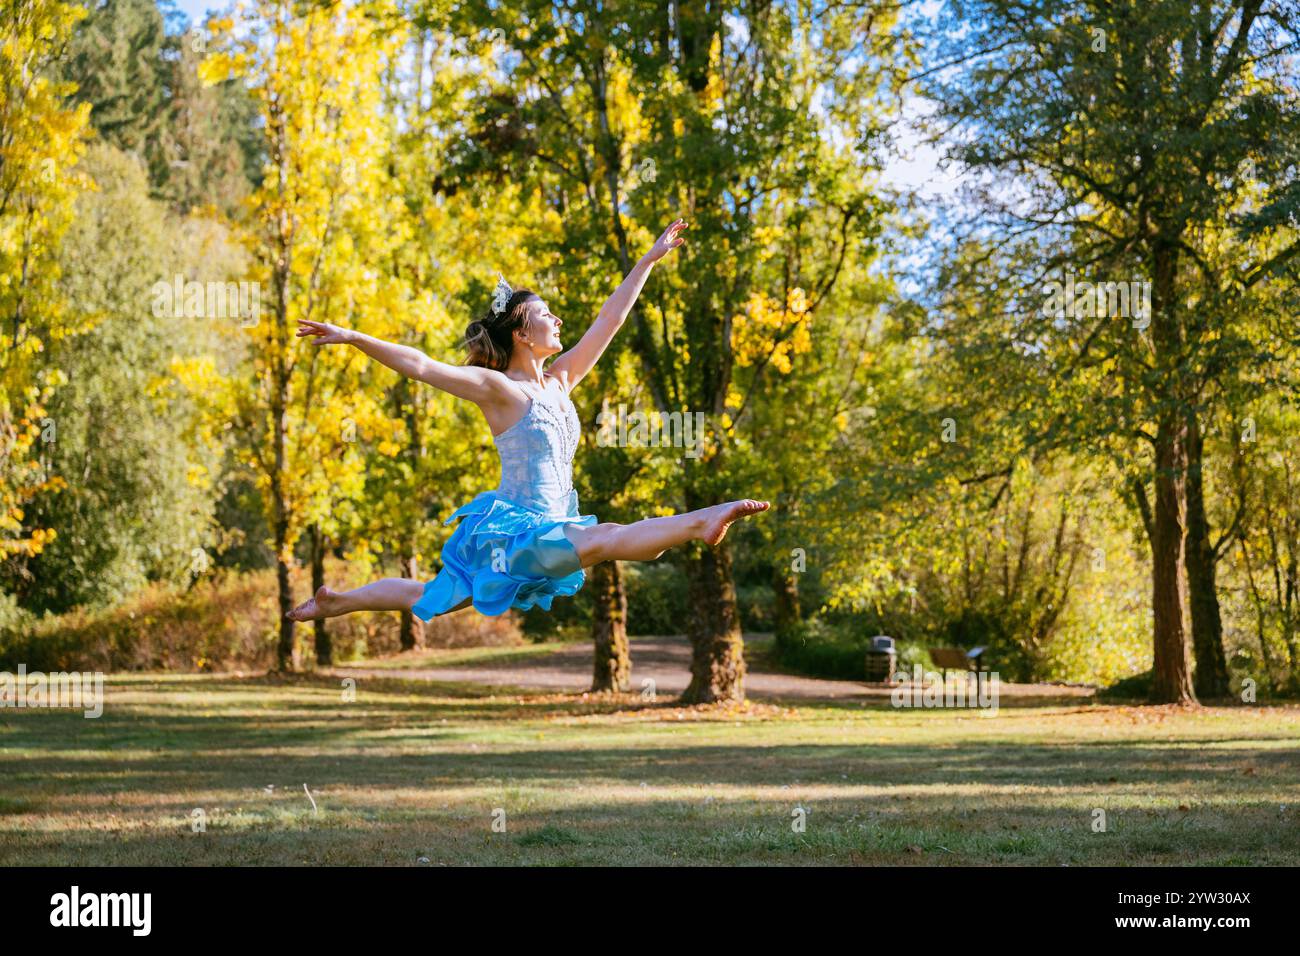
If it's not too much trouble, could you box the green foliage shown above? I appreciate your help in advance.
[10,144,216,613]
[63,0,260,213]
[63,0,169,172]
[772,617,876,681]
[623,562,688,636]
[6,0,1300,701]
[1097,671,1154,702]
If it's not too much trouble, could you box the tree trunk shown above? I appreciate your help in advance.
[772,561,801,637]
[590,560,631,692]
[275,552,295,671]
[399,553,424,651]
[1149,413,1196,704]
[1142,240,1196,705]
[1184,414,1229,698]
[681,543,747,704]
[272,387,296,672]
[311,524,330,667]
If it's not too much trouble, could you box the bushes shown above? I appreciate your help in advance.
[625,562,777,636]
[0,564,523,673]
[939,609,1036,683]
[773,618,873,680]
[624,563,689,636]
[518,588,589,643]
[1097,670,1153,701]
[771,606,1149,688]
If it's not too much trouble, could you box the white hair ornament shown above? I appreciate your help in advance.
[491,274,513,316]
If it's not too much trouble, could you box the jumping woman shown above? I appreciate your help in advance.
[286,219,769,624]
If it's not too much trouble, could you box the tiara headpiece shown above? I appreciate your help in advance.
[491,273,513,316]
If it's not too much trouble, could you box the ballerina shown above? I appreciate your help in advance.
[286,219,769,623]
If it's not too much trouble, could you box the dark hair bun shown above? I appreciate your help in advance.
[462,286,538,372]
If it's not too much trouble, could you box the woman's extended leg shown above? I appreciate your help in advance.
[566,499,769,568]
[286,578,426,622]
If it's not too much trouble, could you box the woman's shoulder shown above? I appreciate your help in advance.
[543,368,575,395]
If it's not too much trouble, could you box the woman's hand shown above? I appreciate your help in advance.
[296,319,355,345]
[643,219,688,263]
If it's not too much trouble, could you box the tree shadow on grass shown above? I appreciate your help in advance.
[3,670,1295,858]
[4,791,1294,867]
[5,671,1297,866]
[6,728,1296,794]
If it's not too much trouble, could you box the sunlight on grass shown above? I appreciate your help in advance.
[1,672,1297,866]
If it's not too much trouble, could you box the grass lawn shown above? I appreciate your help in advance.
[2,671,1297,866]
[336,640,577,671]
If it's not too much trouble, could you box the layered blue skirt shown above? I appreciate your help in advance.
[411,490,597,620]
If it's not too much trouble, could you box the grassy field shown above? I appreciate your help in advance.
[2,668,1298,866]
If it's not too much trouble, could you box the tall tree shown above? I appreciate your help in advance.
[926,0,1300,702]
[432,0,902,701]
[64,0,169,178]
[202,0,407,669]
[0,0,90,568]
[16,144,216,612]
[64,0,260,214]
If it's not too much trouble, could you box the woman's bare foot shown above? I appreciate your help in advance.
[286,586,345,621]
[699,499,770,547]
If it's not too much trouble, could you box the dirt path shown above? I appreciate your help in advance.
[335,635,1095,703]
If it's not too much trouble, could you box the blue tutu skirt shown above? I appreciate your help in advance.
[411,491,597,620]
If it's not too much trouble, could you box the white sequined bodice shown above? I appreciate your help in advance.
[493,376,581,516]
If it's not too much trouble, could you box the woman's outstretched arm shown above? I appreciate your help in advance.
[549,219,687,390]
[296,320,507,404]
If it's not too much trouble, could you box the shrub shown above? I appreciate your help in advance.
[1097,670,1152,701]
[0,563,523,673]
[735,582,775,632]
[624,562,688,636]
[773,617,873,680]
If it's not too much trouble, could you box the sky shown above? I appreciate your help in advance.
[173,0,216,24]
[165,0,954,197]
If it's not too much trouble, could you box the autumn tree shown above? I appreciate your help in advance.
[0,0,90,569]
[202,0,408,669]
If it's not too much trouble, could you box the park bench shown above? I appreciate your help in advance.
[929,646,989,680]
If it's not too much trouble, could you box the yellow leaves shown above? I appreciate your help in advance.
[0,0,94,559]
[731,287,812,373]
[1,525,56,558]
[607,60,648,152]
[702,33,725,109]
[186,463,211,490]
[171,355,222,393]
[196,50,246,87]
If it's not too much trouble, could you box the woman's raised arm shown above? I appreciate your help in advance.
[549,219,687,390]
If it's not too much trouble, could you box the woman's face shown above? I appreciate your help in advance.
[519,299,564,356]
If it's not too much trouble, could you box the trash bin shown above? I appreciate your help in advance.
[864,635,896,683]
